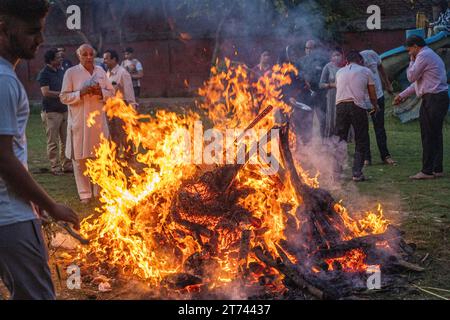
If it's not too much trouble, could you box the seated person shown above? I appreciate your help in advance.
[430,1,450,34]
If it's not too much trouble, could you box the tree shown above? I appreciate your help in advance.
[175,0,351,67]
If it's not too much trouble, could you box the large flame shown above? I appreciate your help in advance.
[77,59,389,292]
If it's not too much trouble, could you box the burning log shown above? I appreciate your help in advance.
[391,258,425,272]
[173,213,214,238]
[161,273,202,290]
[277,123,351,249]
[253,246,328,299]
[238,230,252,274]
[312,225,402,261]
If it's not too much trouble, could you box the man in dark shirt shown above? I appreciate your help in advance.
[56,46,72,73]
[278,45,313,145]
[298,40,329,139]
[37,49,72,175]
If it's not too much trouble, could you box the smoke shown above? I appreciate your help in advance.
[77,0,334,62]
[294,135,349,191]
[294,132,404,225]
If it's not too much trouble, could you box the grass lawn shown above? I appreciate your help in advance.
[24,102,450,300]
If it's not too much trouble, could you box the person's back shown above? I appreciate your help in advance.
[360,50,383,98]
[336,63,373,109]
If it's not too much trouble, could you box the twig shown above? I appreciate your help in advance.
[412,284,449,300]
[420,253,430,263]
[420,286,450,293]
[395,259,425,272]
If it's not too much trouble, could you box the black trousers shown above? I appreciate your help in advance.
[313,105,327,138]
[291,108,314,145]
[335,102,369,178]
[306,91,327,138]
[420,91,449,175]
[133,86,141,99]
[365,96,391,162]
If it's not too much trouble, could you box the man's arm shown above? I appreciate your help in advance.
[99,71,115,101]
[406,53,426,83]
[0,135,79,228]
[131,61,144,80]
[368,84,378,112]
[394,83,416,105]
[121,71,136,106]
[37,72,60,98]
[378,64,393,94]
[60,70,81,105]
[319,65,330,89]
[40,86,60,98]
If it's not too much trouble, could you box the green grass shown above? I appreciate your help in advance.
[26,114,98,218]
[25,104,450,299]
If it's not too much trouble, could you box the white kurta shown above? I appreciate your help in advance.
[60,64,114,160]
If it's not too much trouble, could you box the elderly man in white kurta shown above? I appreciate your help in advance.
[60,44,114,202]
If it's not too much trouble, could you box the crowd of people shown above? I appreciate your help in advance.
[252,35,448,182]
[36,44,143,202]
[0,0,448,300]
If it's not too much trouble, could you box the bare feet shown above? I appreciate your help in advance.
[409,172,434,180]
[383,156,397,166]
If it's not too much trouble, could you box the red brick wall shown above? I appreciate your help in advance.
[19,29,413,101]
[341,30,407,53]
[20,0,430,100]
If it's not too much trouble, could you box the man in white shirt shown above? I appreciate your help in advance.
[121,47,144,99]
[335,51,378,182]
[60,44,115,203]
[360,49,396,166]
[104,49,136,160]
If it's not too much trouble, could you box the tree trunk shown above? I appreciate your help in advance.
[107,0,130,51]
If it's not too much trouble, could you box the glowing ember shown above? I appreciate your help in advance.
[325,249,369,272]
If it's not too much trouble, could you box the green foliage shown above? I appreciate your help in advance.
[177,0,351,40]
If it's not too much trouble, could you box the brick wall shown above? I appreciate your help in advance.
[20,0,435,100]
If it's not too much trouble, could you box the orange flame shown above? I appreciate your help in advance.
[77,59,391,290]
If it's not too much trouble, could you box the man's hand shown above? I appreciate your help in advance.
[385,82,394,95]
[80,85,92,97]
[47,203,80,230]
[370,104,379,115]
[128,64,137,73]
[394,95,406,105]
[90,84,103,97]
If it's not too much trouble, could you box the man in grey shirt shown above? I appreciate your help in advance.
[0,0,79,299]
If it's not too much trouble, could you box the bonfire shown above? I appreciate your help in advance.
[74,59,421,299]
